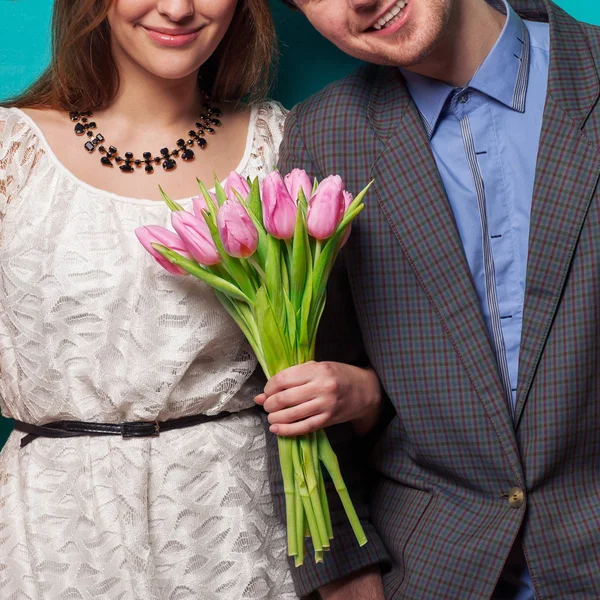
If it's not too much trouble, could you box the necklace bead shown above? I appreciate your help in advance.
[71,95,221,174]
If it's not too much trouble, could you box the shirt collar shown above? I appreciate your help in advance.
[400,0,531,139]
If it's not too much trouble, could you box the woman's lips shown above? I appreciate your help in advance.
[143,26,201,48]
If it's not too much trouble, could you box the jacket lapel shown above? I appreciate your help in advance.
[368,69,521,463]
[514,1,600,424]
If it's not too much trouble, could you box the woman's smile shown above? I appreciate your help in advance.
[140,24,204,47]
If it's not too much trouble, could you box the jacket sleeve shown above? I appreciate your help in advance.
[265,104,392,597]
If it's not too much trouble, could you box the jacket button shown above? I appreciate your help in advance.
[508,487,524,509]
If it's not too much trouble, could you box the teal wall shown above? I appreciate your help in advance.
[0,0,598,448]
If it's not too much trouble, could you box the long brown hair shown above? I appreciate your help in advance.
[6,0,277,111]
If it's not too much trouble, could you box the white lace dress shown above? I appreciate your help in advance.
[0,103,298,600]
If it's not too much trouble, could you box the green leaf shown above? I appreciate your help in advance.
[298,268,313,362]
[152,245,252,304]
[213,289,269,377]
[248,177,264,224]
[213,175,228,206]
[291,195,309,312]
[297,187,309,211]
[346,180,373,214]
[196,179,219,225]
[309,293,327,356]
[265,236,284,323]
[336,203,365,236]
[283,290,296,355]
[159,185,185,212]
[255,286,293,375]
[311,177,319,196]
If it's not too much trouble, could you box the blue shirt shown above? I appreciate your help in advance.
[400,1,549,598]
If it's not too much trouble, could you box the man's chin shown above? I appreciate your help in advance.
[342,26,439,68]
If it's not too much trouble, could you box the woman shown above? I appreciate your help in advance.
[0,0,296,598]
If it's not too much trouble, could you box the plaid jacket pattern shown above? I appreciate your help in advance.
[268,1,600,598]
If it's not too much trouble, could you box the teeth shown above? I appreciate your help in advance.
[372,0,408,31]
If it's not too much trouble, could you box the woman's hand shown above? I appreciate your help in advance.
[254,361,382,437]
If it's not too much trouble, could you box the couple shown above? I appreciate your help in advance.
[0,0,599,598]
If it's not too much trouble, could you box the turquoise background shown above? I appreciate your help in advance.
[0,0,598,448]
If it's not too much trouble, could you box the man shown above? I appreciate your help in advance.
[261,0,600,597]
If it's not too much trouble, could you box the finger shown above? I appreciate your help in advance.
[254,393,267,405]
[264,361,317,396]
[270,414,329,437]
[268,399,323,425]
[263,382,319,413]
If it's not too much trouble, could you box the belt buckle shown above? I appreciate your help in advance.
[121,420,160,438]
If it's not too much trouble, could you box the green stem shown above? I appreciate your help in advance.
[247,256,267,283]
[292,437,323,552]
[294,478,305,567]
[278,436,297,557]
[317,430,368,547]
[318,460,333,541]
[313,239,322,267]
[300,435,330,549]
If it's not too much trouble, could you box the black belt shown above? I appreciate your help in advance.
[13,406,258,449]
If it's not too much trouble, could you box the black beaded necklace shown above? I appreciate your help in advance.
[70,96,222,174]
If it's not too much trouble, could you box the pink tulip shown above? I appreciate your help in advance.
[135,225,191,275]
[284,169,313,203]
[223,171,250,202]
[261,172,298,240]
[171,210,220,266]
[191,193,216,219]
[306,175,345,240]
[340,190,354,247]
[217,201,259,258]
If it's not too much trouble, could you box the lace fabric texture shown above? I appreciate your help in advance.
[0,102,298,599]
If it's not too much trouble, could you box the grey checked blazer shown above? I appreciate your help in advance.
[267,0,600,598]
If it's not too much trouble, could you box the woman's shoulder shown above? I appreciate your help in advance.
[253,99,288,132]
[0,105,46,141]
[0,107,47,214]
[251,99,288,151]
[0,106,46,166]
[242,100,288,174]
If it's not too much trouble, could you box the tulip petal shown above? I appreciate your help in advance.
[135,225,191,275]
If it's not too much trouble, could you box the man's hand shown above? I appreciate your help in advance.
[254,361,382,437]
[318,567,385,599]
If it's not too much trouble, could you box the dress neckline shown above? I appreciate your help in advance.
[9,105,259,207]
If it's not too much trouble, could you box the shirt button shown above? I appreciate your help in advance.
[508,487,525,509]
[459,92,470,103]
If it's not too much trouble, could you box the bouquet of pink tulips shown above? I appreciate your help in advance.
[136,169,371,566]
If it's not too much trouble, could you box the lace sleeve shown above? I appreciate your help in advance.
[0,108,44,224]
[249,101,288,174]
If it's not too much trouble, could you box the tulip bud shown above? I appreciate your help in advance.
[135,225,191,275]
[171,210,220,266]
[223,171,251,202]
[191,192,216,219]
[340,191,354,247]
[284,169,313,204]
[217,201,259,258]
[261,172,298,240]
[306,175,345,240]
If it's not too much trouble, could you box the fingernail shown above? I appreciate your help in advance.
[270,425,279,434]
